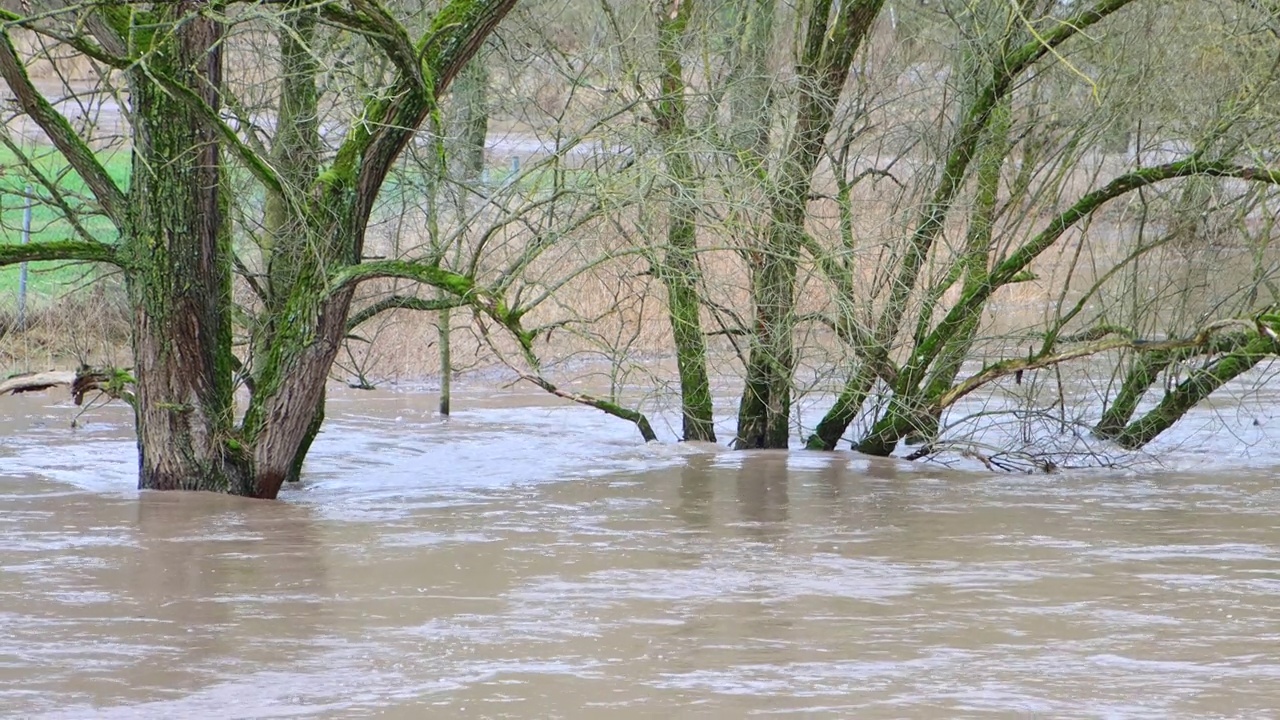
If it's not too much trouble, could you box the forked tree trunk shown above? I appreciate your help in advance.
[855,96,1013,455]
[125,2,249,492]
[236,1,519,499]
[810,0,1140,455]
[734,0,886,449]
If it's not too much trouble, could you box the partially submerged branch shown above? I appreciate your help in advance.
[518,373,658,443]
[1113,335,1277,449]
[471,309,659,444]
[937,324,1263,410]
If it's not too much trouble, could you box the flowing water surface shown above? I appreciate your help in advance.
[2,387,1280,718]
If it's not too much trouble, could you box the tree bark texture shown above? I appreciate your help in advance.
[123,1,250,492]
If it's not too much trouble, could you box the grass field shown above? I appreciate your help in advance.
[0,144,129,309]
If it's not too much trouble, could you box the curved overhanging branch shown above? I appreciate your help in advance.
[0,30,126,227]
[861,320,1270,459]
[416,0,519,96]
[328,259,532,346]
[516,372,659,443]
[1004,0,1142,76]
[1111,333,1277,449]
[471,313,660,443]
[330,259,479,300]
[0,240,120,268]
[332,259,659,442]
[321,2,423,87]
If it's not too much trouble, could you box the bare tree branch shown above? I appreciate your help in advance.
[346,294,464,331]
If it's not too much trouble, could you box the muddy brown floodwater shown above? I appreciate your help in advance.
[3,386,1280,718]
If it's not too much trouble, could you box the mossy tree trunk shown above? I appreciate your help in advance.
[1113,335,1276,449]
[1094,350,1178,439]
[122,2,250,492]
[855,95,1013,455]
[654,0,715,442]
[265,3,325,484]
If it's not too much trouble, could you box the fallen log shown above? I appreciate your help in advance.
[0,371,77,396]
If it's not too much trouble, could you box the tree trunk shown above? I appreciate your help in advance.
[124,2,249,492]
[655,0,716,443]
[440,52,490,417]
[734,0,886,449]
[735,225,800,448]
[805,364,873,449]
[286,396,324,485]
[242,286,357,499]
[1094,350,1175,439]
[266,4,325,481]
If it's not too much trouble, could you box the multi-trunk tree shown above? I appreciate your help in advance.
[0,0,518,497]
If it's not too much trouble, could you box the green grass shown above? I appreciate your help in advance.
[0,144,130,307]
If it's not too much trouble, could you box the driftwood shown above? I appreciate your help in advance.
[0,371,77,396]
[71,365,136,407]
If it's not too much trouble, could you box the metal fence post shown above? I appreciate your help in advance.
[17,186,31,330]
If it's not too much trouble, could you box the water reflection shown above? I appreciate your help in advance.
[675,454,713,530]
[735,452,789,539]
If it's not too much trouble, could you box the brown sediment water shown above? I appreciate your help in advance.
[3,386,1280,718]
